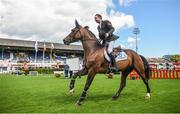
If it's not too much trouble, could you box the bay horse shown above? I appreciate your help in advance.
[63,20,151,105]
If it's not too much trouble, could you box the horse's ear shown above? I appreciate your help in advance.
[84,26,89,29]
[75,19,80,28]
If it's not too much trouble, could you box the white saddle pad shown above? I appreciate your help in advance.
[104,49,128,62]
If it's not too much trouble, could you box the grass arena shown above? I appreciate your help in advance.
[0,74,180,113]
[0,0,179,113]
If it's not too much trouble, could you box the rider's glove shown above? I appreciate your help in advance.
[105,33,109,38]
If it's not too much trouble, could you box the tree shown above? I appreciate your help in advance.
[170,54,180,62]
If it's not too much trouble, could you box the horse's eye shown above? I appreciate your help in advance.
[71,29,75,32]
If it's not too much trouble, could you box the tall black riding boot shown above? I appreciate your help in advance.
[109,52,118,72]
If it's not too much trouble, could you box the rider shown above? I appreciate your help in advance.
[94,14,119,71]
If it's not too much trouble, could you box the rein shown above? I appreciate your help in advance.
[69,27,101,44]
[80,29,100,44]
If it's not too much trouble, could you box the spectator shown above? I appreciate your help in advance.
[64,63,69,78]
[79,62,83,70]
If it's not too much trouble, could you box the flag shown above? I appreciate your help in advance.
[35,41,38,52]
[34,41,38,63]
[43,42,46,52]
[42,42,46,63]
[51,43,54,50]
[50,43,55,62]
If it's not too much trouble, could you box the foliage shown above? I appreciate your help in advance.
[163,54,180,62]
[28,68,62,74]
[170,54,180,62]
[35,68,54,74]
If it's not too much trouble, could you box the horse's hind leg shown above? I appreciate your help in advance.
[134,67,151,98]
[112,67,133,100]
[141,76,151,98]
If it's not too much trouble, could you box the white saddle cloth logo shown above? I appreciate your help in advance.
[104,49,128,62]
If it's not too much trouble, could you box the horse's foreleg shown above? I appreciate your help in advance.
[76,69,96,105]
[69,68,88,95]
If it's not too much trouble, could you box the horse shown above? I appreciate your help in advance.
[63,20,151,105]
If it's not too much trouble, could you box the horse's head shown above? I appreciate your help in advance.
[63,20,83,45]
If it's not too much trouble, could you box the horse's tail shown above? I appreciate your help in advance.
[139,55,150,80]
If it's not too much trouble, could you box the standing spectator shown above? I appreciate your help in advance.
[79,62,83,70]
[64,63,69,78]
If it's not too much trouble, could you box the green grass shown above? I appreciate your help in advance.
[0,74,180,113]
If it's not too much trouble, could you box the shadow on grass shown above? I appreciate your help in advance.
[53,91,142,105]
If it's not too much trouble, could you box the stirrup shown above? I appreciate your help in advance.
[109,65,118,72]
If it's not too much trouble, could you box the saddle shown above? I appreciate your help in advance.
[112,46,122,57]
[104,45,128,62]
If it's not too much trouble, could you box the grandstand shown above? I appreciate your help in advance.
[146,57,170,63]
[0,38,83,63]
[0,38,84,73]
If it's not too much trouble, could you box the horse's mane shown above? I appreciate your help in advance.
[84,26,102,47]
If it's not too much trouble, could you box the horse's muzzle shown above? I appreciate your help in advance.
[63,39,70,45]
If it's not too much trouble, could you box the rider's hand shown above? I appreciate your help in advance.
[105,33,109,38]
[99,39,103,44]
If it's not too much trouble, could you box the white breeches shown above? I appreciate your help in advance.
[107,41,115,54]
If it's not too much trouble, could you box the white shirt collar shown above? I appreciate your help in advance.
[99,20,102,29]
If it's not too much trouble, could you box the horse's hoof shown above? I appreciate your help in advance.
[112,95,120,100]
[145,93,151,99]
[69,89,75,95]
[80,97,85,101]
[75,101,82,106]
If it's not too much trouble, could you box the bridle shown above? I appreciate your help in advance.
[69,27,98,43]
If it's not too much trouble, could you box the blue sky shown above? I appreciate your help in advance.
[111,0,180,57]
[0,0,179,58]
